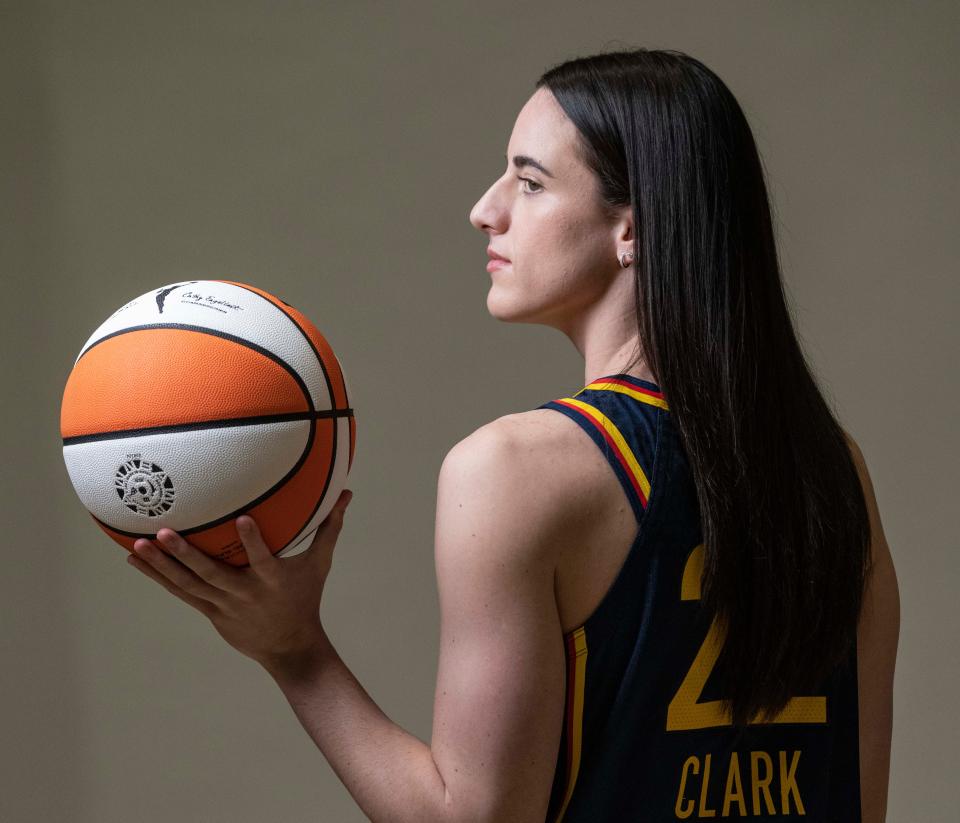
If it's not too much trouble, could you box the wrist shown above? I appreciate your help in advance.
[260,624,335,682]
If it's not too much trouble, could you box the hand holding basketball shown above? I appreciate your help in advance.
[127,488,354,670]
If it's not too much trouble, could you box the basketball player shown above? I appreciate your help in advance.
[128,48,898,822]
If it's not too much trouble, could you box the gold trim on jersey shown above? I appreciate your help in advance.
[550,627,588,823]
[573,378,670,411]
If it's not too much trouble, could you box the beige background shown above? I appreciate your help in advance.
[3,1,957,820]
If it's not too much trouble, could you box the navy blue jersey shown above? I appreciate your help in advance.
[536,373,860,821]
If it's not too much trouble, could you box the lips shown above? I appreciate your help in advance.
[486,248,510,262]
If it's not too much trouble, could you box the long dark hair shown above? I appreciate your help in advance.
[536,48,871,727]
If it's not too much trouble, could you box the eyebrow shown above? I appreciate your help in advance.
[506,153,555,178]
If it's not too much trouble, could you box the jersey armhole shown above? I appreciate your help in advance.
[535,398,663,530]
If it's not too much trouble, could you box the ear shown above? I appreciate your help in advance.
[615,203,634,244]
[610,204,635,265]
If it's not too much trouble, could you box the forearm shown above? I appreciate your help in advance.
[262,630,452,823]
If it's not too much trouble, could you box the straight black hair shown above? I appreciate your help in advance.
[536,48,871,727]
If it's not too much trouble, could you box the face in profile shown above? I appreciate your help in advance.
[469,87,631,333]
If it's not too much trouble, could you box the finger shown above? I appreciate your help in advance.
[317,493,350,538]
[235,515,276,570]
[154,529,243,593]
[127,548,219,617]
[133,538,228,604]
[306,491,352,554]
[324,489,353,524]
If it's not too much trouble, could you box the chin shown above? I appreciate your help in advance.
[485,288,555,326]
[486,288,528,322]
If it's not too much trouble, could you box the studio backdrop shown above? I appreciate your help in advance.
[2,1,957,821]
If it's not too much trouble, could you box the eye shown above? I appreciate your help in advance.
[517,176,543,194]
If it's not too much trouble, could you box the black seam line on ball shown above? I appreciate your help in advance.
[277,527,315,558]
[90,414,322,541]
[74,323,315,413]
[224,283,341,411]
[280,398,339,561]
[62,408,354,446]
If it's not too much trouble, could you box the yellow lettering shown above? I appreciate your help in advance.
[750,751,776,815]
[779,750,805,815]
[675,756,698,819]
[698,753,716,817]
[721,751,747,816]
[680,748,806,818]
[668,544,828,731]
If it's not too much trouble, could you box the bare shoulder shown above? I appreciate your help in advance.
[841,428,895,568]
[446,407,582,449]
[439,409,612,565]
[443,408,609,495]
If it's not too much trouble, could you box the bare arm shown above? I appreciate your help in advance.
[263,627,450,823]
[264,418,569,822]
[845,431,900,822]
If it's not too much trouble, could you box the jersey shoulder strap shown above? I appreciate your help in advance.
[535,374,668,525]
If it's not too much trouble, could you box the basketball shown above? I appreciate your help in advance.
[59,279,356,566]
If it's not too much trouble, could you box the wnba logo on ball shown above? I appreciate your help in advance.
[115,455,176,517]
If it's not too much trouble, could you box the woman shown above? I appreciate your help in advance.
[129,48,898,822]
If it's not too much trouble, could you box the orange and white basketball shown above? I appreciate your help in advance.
[59,279,356,566]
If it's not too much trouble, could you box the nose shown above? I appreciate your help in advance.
[469,177,507,234]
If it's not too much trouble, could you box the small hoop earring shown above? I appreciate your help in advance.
[619,251,634,268]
